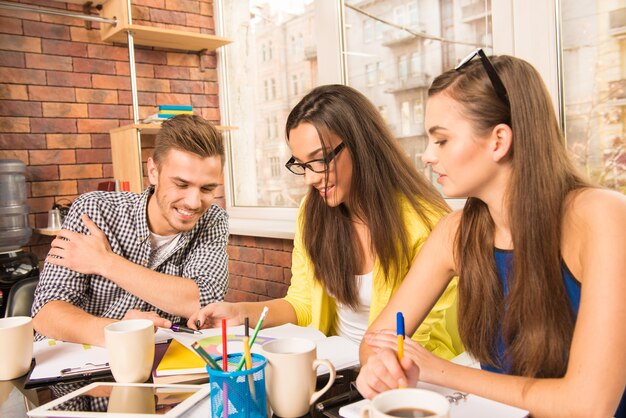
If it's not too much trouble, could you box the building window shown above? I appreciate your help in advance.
[366,63,376,86]
[292,74,299,96]
[363,19,373,43]
[400,101,410,136]
[398,55,408,80]
[377,61,386,84]
[410,51,421,76]
[270,156,281,178]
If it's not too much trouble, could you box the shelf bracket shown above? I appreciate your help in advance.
[198,49,208,72]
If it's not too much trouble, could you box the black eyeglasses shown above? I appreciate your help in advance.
[455,48,510,109]
[285,142,346,175]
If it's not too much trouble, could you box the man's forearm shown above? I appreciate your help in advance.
[33,300,116,347]
[97,252,202,318]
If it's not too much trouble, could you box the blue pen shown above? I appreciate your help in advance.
[396,312,405,360]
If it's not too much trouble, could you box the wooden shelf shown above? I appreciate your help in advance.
[100,0,231,51]
[110,123,236,135]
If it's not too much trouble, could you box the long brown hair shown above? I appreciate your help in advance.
[429,56,590,377]
[286,85,449,309]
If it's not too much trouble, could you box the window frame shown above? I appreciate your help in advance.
[216,0,561,238]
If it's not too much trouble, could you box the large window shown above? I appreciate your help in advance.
[217,0,625,238]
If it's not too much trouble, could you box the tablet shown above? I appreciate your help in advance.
[27,382,211,417]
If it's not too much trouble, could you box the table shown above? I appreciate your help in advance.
[0,365,360,417]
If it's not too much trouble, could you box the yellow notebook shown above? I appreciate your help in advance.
[155,339,208,377]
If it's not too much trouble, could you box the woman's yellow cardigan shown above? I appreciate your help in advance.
[283,197,463,360]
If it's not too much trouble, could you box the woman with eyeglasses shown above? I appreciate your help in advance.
[355,51,626,417]
[188,84,463,361]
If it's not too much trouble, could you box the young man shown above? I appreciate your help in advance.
[32,115,229,346]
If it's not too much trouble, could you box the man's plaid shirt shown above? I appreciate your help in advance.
[32,186,229,337]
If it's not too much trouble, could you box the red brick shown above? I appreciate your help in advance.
[134,50,167,65]
[30,149,75,165]
[131,4,151,21]
[118,91,156,106]
[229,260,256,277]
[87,44,130,62]
[75,88,118,104]
[264,249,292,267]
[135,0,165,8]
[258,237,286,251]
[42,39,87,57]
[267,281,288,298]
[42,103,88,118]
[29,86,75,102]
[76,119,119,133]
[137,78,170,93]
[0,34,41,53]
[191,94,218,107]
[30,118,77,134]
[88,104,130,119]
[0,118,29,133]
[115,62,154,78]
[0,51,25,68]
[166,52,198,67]
[165,0,200,13]
[154,65,190,79]
[230,235,257,247]
[40,11,84,27]
[256,264,283,281]
[224,289,257,303]
[47,134,91,149]
[170,80,204,94]
[239,277,267,294]
[76,148,112,164]
[31,180,77,197]
[25,53,72,71]
[69,26,104,44]
[155,93,191,105]
[0,16,23,34]
[0,100,42,117]
[150,9,187,25]
[201,108,220,122]
[27,197,56,213]
[238,246,264,263]
[187,14,213,30]
[0,85,28,100]
[60,164,103,179]
[0,68,46,85]
[283,267,292,284]
[73,57,116,75]
[200,54,217,71]
[283,240,294,252]
[0,133,46,149]
[0,8,38,21]
[23,20,70,40]
[200,2,213,17]
[46,71,92,88]
[189,67,218,81]
[91,134,111,148]
[92,74,131,90]
[26,165,59,182]
[0,150,28,162]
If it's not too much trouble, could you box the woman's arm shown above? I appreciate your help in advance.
[359,189,626,418]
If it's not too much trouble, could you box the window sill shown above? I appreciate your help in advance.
[228,217,296,240]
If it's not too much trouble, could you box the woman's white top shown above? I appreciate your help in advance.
[334,271,373,345]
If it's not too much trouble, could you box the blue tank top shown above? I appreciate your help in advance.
[482,249,625,417]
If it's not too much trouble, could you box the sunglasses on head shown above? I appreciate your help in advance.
[455,48,510,109]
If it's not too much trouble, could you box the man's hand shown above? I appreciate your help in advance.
[47,214,114,276]
[123,309,172,329]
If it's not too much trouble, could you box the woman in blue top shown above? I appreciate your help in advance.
[356,50,626,417]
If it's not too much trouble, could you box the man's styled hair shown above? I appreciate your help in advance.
[153,114,225,167]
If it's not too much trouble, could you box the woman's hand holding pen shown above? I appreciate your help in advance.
[356,346,420,399]
[187,302,242,330]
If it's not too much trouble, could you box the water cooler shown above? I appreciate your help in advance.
[0,160,39,317]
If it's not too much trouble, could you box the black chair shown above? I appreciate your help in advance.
[4,275,39,318]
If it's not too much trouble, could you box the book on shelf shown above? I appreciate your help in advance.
[154,323,359,379]
[158,109,193,115]
[158,105,193,111]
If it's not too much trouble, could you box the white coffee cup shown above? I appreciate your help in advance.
[0,316,33,381]
[362,388,451,418]
[260,338,336,417]
[104,319,155,383]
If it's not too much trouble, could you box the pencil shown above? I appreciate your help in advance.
[243,317,256,399]
[191,341,222,371]
[236,306,268,371]
[222,319,228,372]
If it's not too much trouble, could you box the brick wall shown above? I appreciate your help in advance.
[0,0,292,302]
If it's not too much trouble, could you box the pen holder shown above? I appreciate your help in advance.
[207,353,267,418]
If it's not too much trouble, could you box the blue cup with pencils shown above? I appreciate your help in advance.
[206,353,267,418]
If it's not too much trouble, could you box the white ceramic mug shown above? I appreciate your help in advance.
[0,316,33,381]
[260,338,336,417]
[104,319,155,383]
[362,389,450,418]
